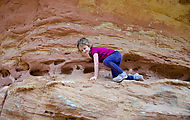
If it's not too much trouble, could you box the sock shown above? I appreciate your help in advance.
[125,75,135,80]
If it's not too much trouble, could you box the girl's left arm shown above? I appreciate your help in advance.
[90,53,99,80]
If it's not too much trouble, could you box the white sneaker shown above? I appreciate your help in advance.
[113,72,127,82]
[134,73,144,81]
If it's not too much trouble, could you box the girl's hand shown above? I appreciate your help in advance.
[89,76,97,81]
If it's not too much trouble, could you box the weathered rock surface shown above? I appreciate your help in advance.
[0,72,190,120]
[0,0,190,119]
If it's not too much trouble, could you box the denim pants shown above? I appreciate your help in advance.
[103,51,135,80]
[103,51,123,78]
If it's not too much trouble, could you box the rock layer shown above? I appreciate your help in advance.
[0,0,190,86]
[0,74,190,120]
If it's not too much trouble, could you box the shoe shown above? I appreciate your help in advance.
[134,73,144,81]
[113,72,127,83]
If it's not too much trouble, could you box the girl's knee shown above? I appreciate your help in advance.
[103,59,110,66]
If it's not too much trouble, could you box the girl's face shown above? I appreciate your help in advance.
[79,45,90,55]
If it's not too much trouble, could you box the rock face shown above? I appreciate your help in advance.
[0,74,190,120]
[0,0,190,119]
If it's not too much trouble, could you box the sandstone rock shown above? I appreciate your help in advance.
[0,0,190,119]
[0,75,190,119]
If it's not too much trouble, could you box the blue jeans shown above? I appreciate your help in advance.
[103,51,135,80]
[103,51,123,78]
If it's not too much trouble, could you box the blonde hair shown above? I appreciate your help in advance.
[77,37,90,49]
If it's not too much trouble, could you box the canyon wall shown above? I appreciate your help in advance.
[0,0,190,119]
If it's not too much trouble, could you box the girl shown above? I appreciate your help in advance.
[77,37,143,82]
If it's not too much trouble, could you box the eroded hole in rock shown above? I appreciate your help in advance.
[76,65,81,70]
[61,67,73,74]
[0,69,10,77]
[83,66,94,74]
[179,0,190,4]
[184,78,190,82]
[30,69,49,76]
[16,62,29,72]
[44,110,54,115]
[54,59,65,65]
[7,83,12,86]
[65,117,84,120]
[149,64,190,79]
[133,66,141,71]
[123,53,142,62]
[64,52,71,55]
[41,60,54,65]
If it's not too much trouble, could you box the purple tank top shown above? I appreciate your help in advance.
[89,47,115,62]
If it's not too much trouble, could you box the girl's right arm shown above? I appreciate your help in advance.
[90,53,99,80]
